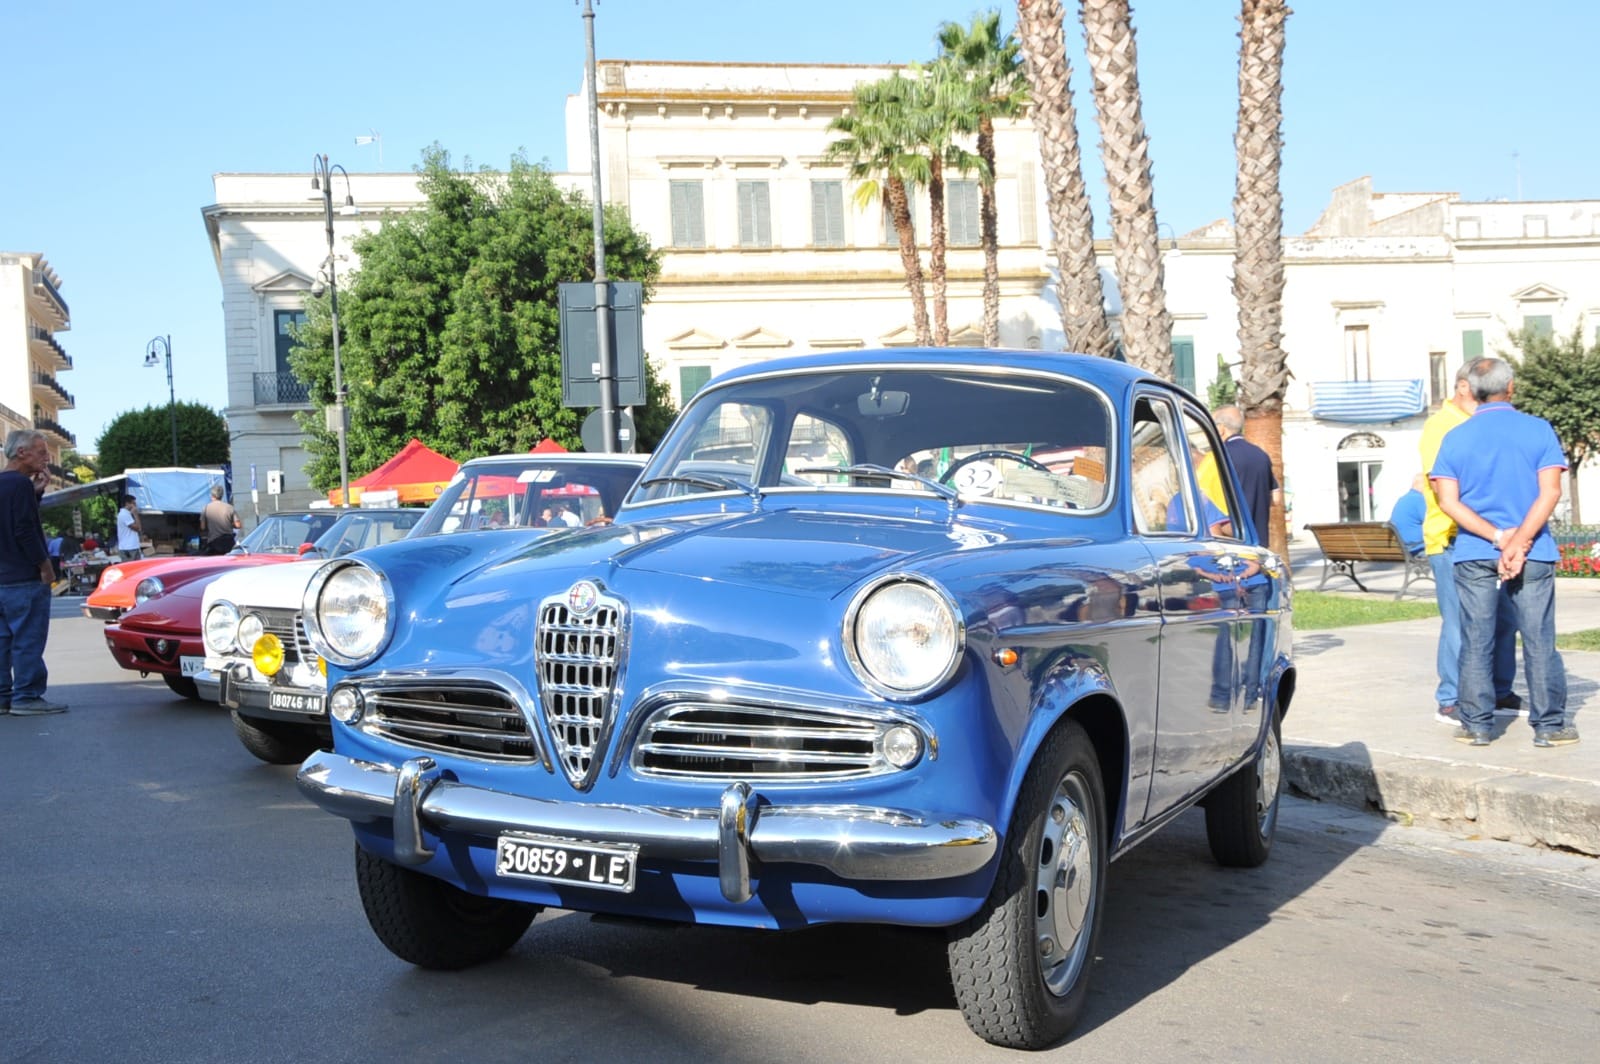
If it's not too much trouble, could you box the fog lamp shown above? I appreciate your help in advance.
[882,724,924,769]
[329,686,364,725]
[154,639,173,656]
[252,632,285,676]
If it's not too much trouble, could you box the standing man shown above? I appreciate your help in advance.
[0,429,67,715]
[1432,357,1574,748]
[115,495,143,561]
[1419,363,1519,726]
[46,529,64,581]
[1206,405,1279,544]
[199,484,242,555]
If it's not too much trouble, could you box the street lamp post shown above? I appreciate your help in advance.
[312,153,358,506]
[144,335,177,465]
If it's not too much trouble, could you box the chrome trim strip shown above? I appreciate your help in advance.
[393,757,439,865]
[297,750,996,882]
[718,781,758,903]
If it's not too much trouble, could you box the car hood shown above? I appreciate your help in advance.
[87,553,297,609]
[205,558,325,613]
[114,575,210,631]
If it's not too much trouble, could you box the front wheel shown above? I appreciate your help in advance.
[355,845,539,969]
[947,719,1106,1050]
[1204,710,1283,867]
[230,711,321,765]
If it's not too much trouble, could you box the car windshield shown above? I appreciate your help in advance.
[630,367,1113,513]
[236,512,341,553]
[310,510,424,556]
[410,460,646,535]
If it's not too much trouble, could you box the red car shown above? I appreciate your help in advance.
[82,511,340,621]
[103,509,421,699]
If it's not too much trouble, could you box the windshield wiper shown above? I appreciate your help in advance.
[637,473,761,499]
[793,463,959,503]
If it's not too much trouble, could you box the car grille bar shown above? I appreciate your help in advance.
[361,684,539,762]
[536,591,623,789]
[633,703,894,781]
[257,608,314,668]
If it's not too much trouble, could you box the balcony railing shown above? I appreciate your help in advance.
[254,371,312,405]
[33,271,69,319]
[34,415,76,446]
[29,326,72,369]
[33,370,74,409]
[1308,379,1426,423]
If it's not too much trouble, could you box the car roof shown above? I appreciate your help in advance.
[706,347,1162,392]
[458,453,650,469]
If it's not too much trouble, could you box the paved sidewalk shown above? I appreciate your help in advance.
[1284,549,1600,855]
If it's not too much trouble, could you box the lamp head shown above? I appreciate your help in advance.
[310,278,327,298]
[143,352,159,368]
[311,173,321,191]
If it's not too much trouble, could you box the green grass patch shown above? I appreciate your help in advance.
[1293,590,1438,630]
[1556,629,1600,652]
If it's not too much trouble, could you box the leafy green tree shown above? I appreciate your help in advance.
[1207,354,1239,407]
[95,402,230,476]
[1506,324,1600,524]
[289,147,669,490]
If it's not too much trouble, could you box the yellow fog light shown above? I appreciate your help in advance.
[318,656,327,677]
[252,632,285,676]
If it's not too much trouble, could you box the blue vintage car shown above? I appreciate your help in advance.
[296,349,1294,1049]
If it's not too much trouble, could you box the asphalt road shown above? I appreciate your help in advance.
[4,611,1598,1063]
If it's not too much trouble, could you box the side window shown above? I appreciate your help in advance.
[1130,396,1189,534]
[1179,405,1241,541]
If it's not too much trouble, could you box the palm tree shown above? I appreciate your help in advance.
[1014,0,1113,358]
[936,11,1029,347]
[1081,0,1172,377]
[826,74,932,346]
[1233,0,1291,557]
[908,69,986,347]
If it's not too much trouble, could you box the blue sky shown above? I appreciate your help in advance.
[5,0,1597,453]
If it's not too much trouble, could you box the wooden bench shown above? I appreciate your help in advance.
[1303,521,1433,600]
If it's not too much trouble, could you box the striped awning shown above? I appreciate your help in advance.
[1310,379,1426,423]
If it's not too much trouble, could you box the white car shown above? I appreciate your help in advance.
[202,452,650,763]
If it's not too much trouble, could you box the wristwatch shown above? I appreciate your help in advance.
[1492,528,1506,549]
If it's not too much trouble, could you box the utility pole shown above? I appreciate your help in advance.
[581,0,617,452]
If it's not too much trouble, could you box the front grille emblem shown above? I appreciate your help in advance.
[566,579,600,617]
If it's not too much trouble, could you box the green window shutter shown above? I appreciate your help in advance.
[679,365,712,403]
[1524,315,1553,338]
[736,180,770,247]
[274,310,307,375]
[1461,329,1483,360]
[1171,337,1196,394]
[812,180,844,247]
[670,180,705,248]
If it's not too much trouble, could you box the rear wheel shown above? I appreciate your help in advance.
[162,673,200,700]
[947,719,1106,1050]
[1204,711,1283,868]
[230,711,320,765]
[355,844,538,969]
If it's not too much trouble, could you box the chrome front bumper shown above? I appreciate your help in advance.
[296,750,997,904]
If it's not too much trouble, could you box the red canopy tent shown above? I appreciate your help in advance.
[530,438,568,453]
[328,438,460,506]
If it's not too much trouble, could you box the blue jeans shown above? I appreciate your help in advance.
[0,579,52,704]
[1456,560,1565,732]
[1429,543,1515,707]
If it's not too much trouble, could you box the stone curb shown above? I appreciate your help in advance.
[1283,743,1600,856]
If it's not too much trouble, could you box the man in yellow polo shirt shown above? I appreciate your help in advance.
[1421,363,1519,726]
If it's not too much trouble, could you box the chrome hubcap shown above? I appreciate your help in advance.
[1035,772,1095,997]
[1256,727,1282,835]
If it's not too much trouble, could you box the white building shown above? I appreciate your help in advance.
[0,252,76,479]
[201,64,1599,526]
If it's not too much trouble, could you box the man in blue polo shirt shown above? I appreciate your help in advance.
[1431,357,1574,747]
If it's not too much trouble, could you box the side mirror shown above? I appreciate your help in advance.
[298,542,317,556]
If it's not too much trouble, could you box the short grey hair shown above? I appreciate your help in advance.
[210,484,225,499]
[1454,361,1473,384]
[1467,357,1514,402]
[1213,405,1245,435]
[4,429,46,460]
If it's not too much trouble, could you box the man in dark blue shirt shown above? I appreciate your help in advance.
[1213,406,1278,545]
[0,430,66,715]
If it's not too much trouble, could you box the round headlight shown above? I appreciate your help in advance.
[303,561,392,667]
[329,686,364,725]
[236,613,266,656]
[844,576,963,698]
[101,567,125,588]
[134,576,164,604]
[204,601,239,654]
[882,724,924,768]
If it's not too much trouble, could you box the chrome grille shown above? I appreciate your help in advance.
[633,703,901,781]
[256,608,314,668]
[362,683,538,762]
[537,590,623,788]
